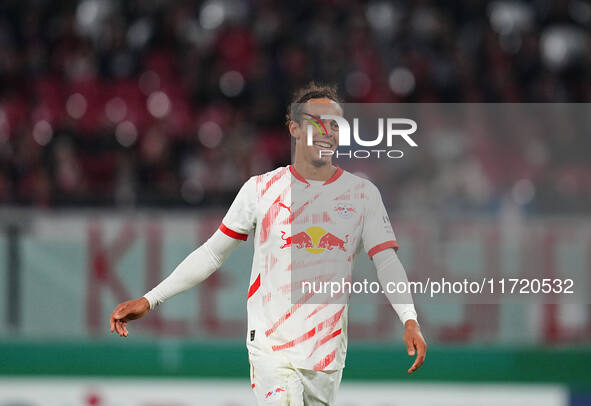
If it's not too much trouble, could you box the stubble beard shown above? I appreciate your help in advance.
[310,151,330,168]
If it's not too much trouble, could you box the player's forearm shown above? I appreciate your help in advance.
[143,229,241,309]
[373,249,418,325]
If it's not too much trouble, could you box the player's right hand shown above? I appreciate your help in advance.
[403,319,427,374]
[109,297,150,337]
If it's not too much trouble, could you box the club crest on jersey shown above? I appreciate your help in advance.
[264,386,286,400]
[334,203,355,219]
[280,227,349,253]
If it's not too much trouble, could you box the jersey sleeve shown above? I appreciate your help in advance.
[362,182,399,259]
[219,176,257,240]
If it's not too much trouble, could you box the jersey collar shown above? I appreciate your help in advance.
[288,165,344,186]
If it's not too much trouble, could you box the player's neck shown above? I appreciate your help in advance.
[292,157,336,181]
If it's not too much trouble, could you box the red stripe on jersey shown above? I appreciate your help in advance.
[306,285,348,319]
[308,328,343,359]
[313,349,337,371]
[282,200,310,225]
[334,189,352,201]
[319,328,342,347]
[292,258,341,271]
[306,303,328,319]
[368,240,399,259]
[259,167,288,197]
[265,302,305,337]
[265,292,315,337]
[272,306,344,352]
[314,328,342,353]
[277,272,337,295]
[319,305,345,332]
[272,326,317,351]
[265,274,337,337]
[289,165,344,186]
[323,166,344,185]
[247,273,261,299]
[219,223,248,241]
[289,165,309,185]
[282,191,322,226]
[264,253,278,276]
[260,184,289,244]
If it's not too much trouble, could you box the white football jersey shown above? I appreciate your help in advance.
[220,165,398,370]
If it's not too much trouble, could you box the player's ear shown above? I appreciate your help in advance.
[289,120,301,140]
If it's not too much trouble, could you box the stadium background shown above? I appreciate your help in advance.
[0,0,590,405]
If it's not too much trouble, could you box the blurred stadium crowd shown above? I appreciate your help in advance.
[0,0,589,211]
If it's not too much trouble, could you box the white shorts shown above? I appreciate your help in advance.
[249,352,343,406]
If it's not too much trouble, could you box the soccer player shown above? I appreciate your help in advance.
[110,83,427,406]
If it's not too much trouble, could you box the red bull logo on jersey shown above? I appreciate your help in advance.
[280,230,313,249]
[280,226,349,253]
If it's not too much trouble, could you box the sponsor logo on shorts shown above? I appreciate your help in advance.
[265,386,286,400]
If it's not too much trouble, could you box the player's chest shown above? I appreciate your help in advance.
[256,187,364,253]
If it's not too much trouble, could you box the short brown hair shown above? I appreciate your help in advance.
[285,82,341,127]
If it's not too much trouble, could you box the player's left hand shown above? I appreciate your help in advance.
[403,320,427,374]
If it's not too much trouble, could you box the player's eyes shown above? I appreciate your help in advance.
[329,121,339,131]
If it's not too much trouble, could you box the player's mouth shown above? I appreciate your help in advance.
[312,140,334,149]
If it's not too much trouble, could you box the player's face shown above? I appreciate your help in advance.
[290,99,342,167]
